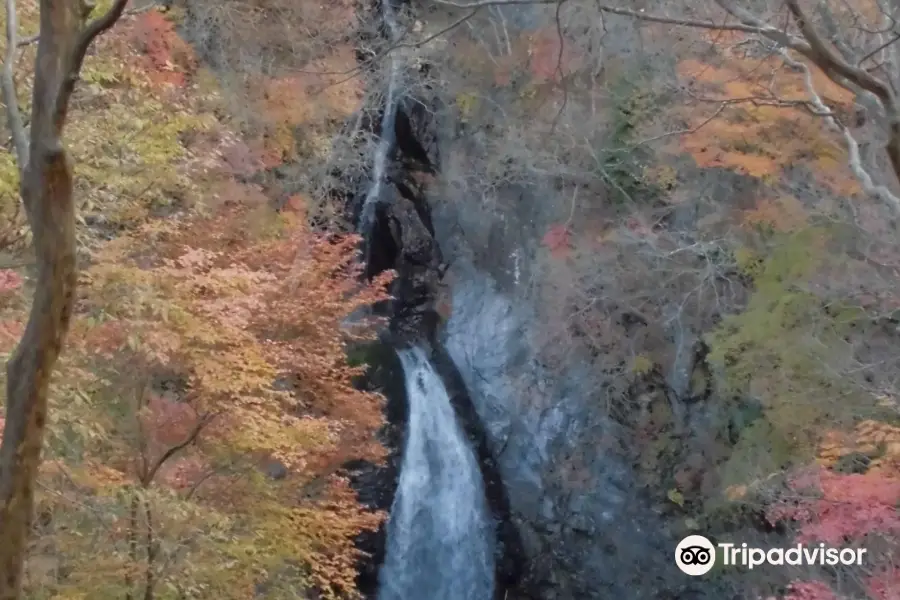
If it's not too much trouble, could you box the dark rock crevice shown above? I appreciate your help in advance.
[338,2,528,599]
[344,338,407,598]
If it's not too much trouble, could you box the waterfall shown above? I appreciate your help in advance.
[377,347,495,600]
[360,0,404,228]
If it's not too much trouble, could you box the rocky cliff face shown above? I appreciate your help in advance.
[342,93,528,599]
[339,60,725,600]
[332,3,748,598]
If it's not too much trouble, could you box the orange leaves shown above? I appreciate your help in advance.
[818,420,900,476]
[0,319,24,353]
[8,4,387,596]
[127,11,196,89]
[173,246,219,271]
[527,28,582,85]
[673,40,859,194]
[88,192,391,479]
[742,194,808,232]
[156,453,209,491]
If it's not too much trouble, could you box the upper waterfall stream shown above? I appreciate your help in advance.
[360,0,404,228]
[376,347,495,600]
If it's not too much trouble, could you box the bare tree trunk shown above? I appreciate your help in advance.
[0,1,129,598]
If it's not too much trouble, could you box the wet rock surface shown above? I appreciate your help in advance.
[333,2,745,599]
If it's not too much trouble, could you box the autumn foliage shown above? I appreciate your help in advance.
[761,426,900,600]
[0,4,391,598]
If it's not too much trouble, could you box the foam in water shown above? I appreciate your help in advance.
[377,347,495,600]
[360,0,404,227]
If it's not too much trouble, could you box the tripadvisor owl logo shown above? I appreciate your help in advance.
[674,535,868,576]
[675,535,716,576]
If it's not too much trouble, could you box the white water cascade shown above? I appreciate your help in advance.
[360,0,404,228]
[377,346,496,600]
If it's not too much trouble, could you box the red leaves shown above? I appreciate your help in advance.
[128,11,195,88]
[528,29,581,85]
[542,223,571,258]
[765,465,900,599]
[0,319,24,353]
[156,453,208,491]
[140,392,201,449]
[766,466,900,544]
[783,580,838,600]
[868,566,900,600]
[0,269,23,293]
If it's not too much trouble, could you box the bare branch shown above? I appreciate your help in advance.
[780,48,900,211]
[783,0,894,106]
[859,33,900,67]
[16,2,158,49]
[432,0,800,39]
[1,0,28,168]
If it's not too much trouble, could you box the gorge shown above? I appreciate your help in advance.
[3,0,898,598]
[344,1,716,598]
[176,0,900,597]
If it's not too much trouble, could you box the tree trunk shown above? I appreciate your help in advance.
[0,144,76,600]
[0,1,129,597]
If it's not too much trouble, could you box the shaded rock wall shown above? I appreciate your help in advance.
[338,7,527,595]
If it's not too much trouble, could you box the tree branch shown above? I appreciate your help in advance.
[859,33,900,67]
[73,0,130,70]
[143,413,215,486]
[52,0,130,124]
[15,2,157,48]
[779,48,900,210]
[432,0,799,38]
[783,0,894,107]
[1,0,28,168]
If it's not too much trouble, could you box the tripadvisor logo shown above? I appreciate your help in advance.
[675,535,868,576]
[675,535,716,576]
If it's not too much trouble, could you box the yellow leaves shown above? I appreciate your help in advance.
[724,484,748,501]
[673,48,858,193]
[81,64,121,86]
[818,420,900,475]
[2,15,386,596]
[0,152,19,198]
[455,92,478,122]
[630,354,655,376]
[667,488,685,507]
[643,164,678,191]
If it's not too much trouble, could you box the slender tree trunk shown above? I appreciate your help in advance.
[0,142,76,600]
[125,490,139,600]
[143,496,155,600]
[0,1,129,597]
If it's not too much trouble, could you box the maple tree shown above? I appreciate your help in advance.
[44,203,391,599]
[764,463,900,599]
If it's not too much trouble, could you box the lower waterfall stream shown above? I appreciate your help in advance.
[376,346,495,600]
